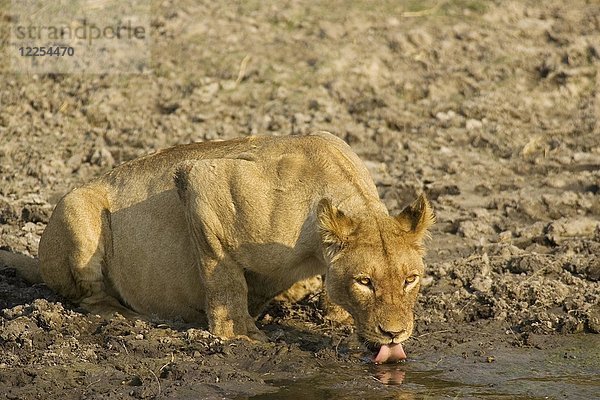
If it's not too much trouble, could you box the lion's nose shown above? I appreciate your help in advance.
[378,324,406,339]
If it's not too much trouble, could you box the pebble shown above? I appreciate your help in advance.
[465,119,483,131]
[471,276,493,292]
[435,110,457,122]
[546,217,599,244]
[498,231,513,242]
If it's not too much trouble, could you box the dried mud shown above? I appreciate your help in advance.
[1,0,599,399]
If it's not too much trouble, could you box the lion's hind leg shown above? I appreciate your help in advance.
[39,187,137,319]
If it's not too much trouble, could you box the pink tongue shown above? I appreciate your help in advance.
[372,343,407,364]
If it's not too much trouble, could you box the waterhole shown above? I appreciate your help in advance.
[241,335,600,400]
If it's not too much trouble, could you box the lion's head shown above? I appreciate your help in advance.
[318,194,434,362]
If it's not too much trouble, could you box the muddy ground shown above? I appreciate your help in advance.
[0,0,599,399]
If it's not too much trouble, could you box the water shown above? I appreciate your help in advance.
[242,335,600,400]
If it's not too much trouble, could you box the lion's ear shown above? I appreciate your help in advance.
[317,198,356,259]
[395,193,435,244]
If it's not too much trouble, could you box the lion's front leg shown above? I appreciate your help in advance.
[174,159,268,342]
[200,256,267,342]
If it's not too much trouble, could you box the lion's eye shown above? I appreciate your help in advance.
[356,276,372,287]
[404,275,418,285]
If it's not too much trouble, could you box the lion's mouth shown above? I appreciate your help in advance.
[364,340,407,364]
[372,342,406,364]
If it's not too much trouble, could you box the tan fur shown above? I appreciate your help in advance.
[2,132,434,345]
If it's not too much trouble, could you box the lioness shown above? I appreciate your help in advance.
[0,132,434,363]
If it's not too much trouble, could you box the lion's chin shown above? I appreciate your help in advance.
[371,342,407,364]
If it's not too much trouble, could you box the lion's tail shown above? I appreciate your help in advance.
[0,250,43,284]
